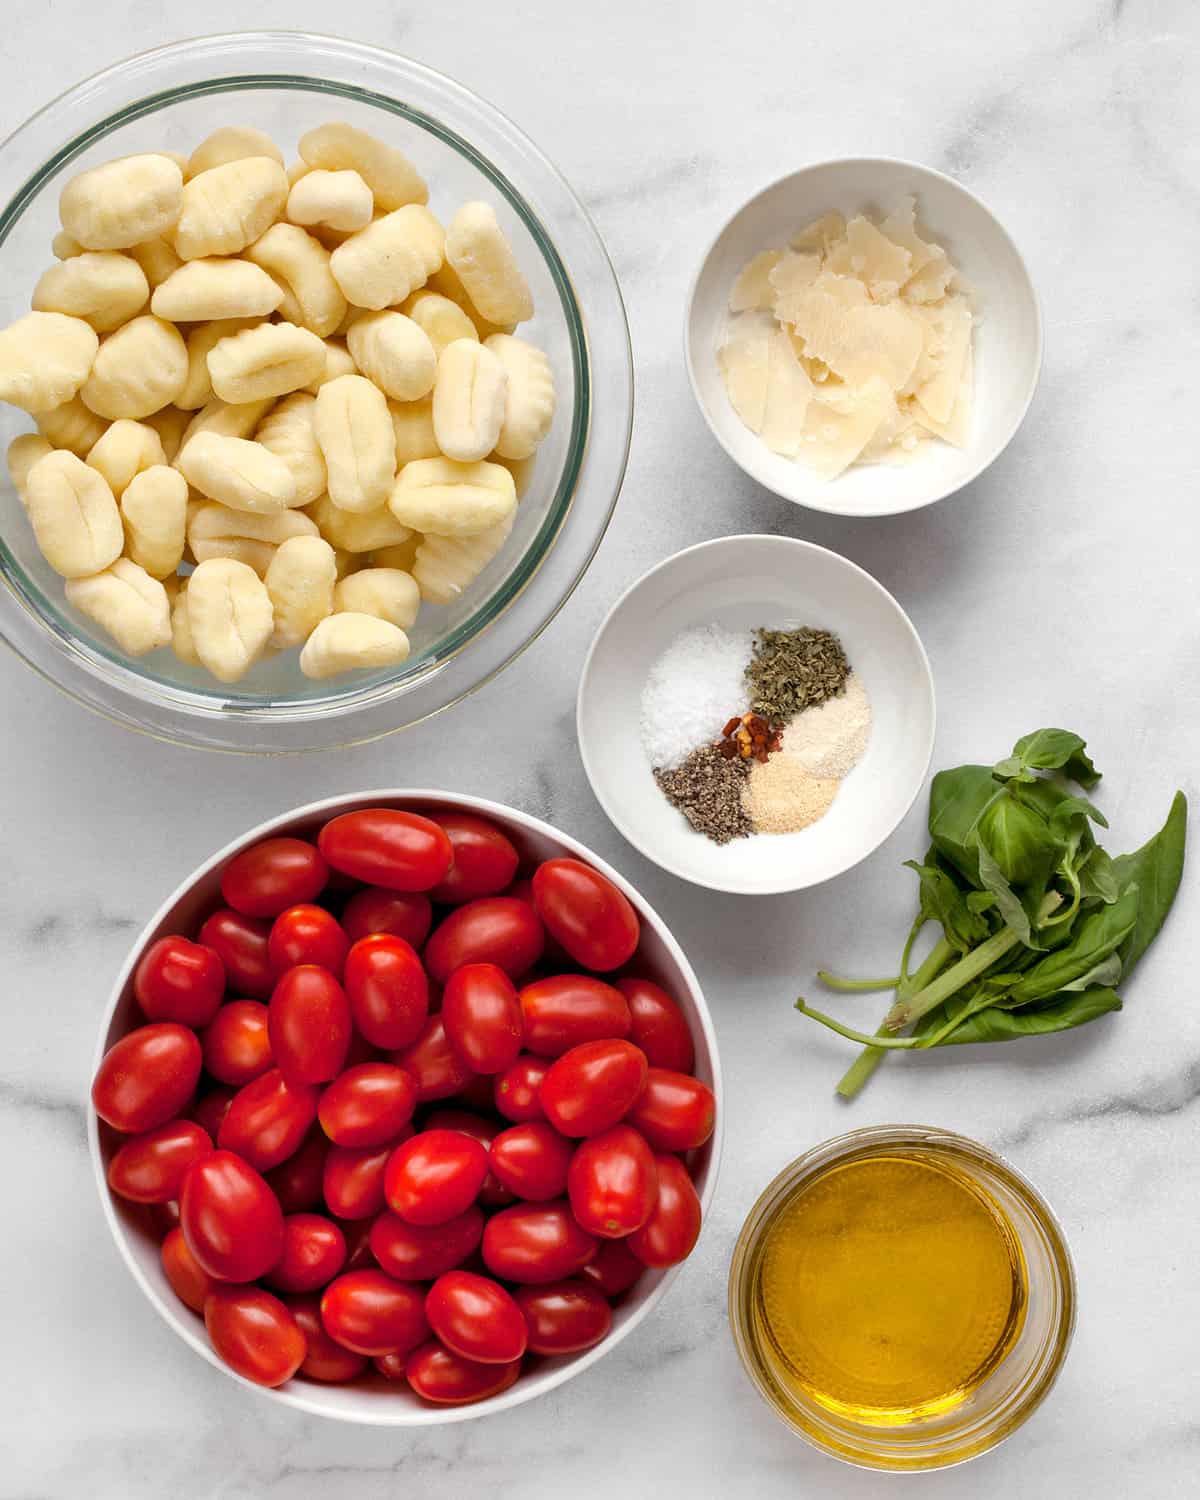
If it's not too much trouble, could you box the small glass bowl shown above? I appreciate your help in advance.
[0,33,632,751]
[728,1125,1076,1471]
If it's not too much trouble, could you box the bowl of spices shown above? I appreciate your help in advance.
[576,534,935,894]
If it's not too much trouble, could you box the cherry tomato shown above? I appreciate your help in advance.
[424,897,544,984]
[493,1055,550,1123]
[389,1016,470,1102]
[423,1108,513,1206]
[567,1124,657,1238]
[161,1226,216,1313]
[442,963,523,1074]
[268,905,349,978]
[266,1213,347,1294]
[341,887,432,948]
[627,1154,702,1268]
[481,1201,598,1283]
[108,1120,212,1203]
[180,1149,285,1281]
[93,1023,202,1134]
[221,837,328,919]
[405,1341,521,1405]
[134,936,224,1028]
[616,977,695,1073]
[384,1128,489,1226]
[426,1270,527,1364]
[427,814,520,903]
[318,1063,417,1148]
[539,1040,648,1137]
[322,1140,404,1220]
[626,1068,716,1151]
[201,1000,272,1086]
[318,809,453,892]
[519,975,632,1058]
[198,910,274,998]
[489,1123,574,1201]
[531,858,640,972]
[190,1087,236,1142]
[268,965,352,1085]
[266,1129,328,1214]
[373,1350,409,1381]
[205,1285,306,1387]
[218,1068,318,1172]
[344,934,428,1050]
[515,1280,613,1355]
[321,1269,430,1357]
[288,1295,369,1382]
[578,1237,645,1297]
[369,1206,485,1281]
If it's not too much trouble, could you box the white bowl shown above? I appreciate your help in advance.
[577,535,935,894]
[685,157,1042,516]
[88,790,722,1424]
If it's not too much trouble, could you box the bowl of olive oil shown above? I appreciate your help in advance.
[728,1126,1075,1470]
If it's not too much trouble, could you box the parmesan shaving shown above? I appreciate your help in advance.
[729,250,784,312]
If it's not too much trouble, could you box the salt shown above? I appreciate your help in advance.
[640,624,754,770]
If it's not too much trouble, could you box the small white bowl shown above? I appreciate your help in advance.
[685,158,1042,516]
[89,791,721,1425]
[577,536,935,894]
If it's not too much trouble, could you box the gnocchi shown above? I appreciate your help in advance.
[1,118,555,683]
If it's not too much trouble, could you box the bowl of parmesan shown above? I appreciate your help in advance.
[685,158,1041,516]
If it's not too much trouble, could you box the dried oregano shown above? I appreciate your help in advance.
[745,626,850,719]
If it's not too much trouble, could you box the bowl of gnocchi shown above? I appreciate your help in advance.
[0,32,633,750]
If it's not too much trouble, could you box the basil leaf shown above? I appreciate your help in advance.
[975,842,1038,947]
[903,858,989,953]
[1078,845,1120,903]
[1057,952,1123,993]
[1007,889,1137,1004]
[996,729,1102,789]
[1049,795,1109,839]
[920,987,1123,1046]
[976,792,1062,888]
[928,765,998,883]
[1111,790,1188,976]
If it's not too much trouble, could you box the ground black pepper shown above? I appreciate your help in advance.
[653,744,753,844]
[745,626,850,720]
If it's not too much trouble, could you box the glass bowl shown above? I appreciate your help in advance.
[0,33,632,751]
[729,1126,1075,1471]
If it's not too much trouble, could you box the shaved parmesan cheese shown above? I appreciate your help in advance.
[718,327,770,433]
[913,296,972,424]
[761,331,814,457]
[790,212,845,253]
[729,249,784,311]
[825,216,912,302]
[914,343,973,447]
[880,196,941,277]
[903,252,956,304]
[781,279,923,391]
[767,251,822,312]
[800,377,895,480]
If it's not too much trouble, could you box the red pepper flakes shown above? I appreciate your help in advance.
[716,712,783,764]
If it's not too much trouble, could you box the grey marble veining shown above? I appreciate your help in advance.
[3,0,1199,1495]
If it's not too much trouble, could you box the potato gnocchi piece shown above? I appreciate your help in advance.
[170,576,200,665]
[59,154,183,251]
[86,418,166,497]
[37,395,108,457]
[299,122,427,211]
[426,260,514,341]
[7,433,54,503]
[144,404,191,461]
[329,205,444,311]
[51,232,84,260]
[244,223,346,338]
[173,156,288,261]
[207,322,327,404]
[128,237,184,290]
[432,339,507,463]
[178,430,297,513]
[81,315,188,420]
[254,392,327,505]
[388,396,439,466]
[150,258,283,322]
[120,463,189,578]
[306,494,411,554]
[180,395,277,449]
[444,202,533,327]
[303,338,357,394]
[333,567,420,629]
[400,289,478,356]
[287,169,374,234]
[25,449,124,577]
[412,510,514,604]
[65,557,172,655]
[313,374,395,513]
[186,556,274,683]
[369,539,420,572]
[0,311,98,414]
[176,319,259,410]
[265,533,337,648]
[186,126,284,179]
[32,252,150,333]
[388,456,516,537]
[299,610,410,678]
[485,334,555,461]
[346,312,437,402]
[188,501,318,576]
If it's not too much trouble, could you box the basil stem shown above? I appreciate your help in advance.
[816,971,902,993]
[834,935,956,1099]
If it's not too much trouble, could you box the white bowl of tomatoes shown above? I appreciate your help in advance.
[88,792,721,1424]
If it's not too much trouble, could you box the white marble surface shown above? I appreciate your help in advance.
[2,1,1198,1495]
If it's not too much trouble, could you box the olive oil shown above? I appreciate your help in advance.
[753,1149,1026,1424]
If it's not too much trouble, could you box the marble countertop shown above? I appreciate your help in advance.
[3,1,1197,1495]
